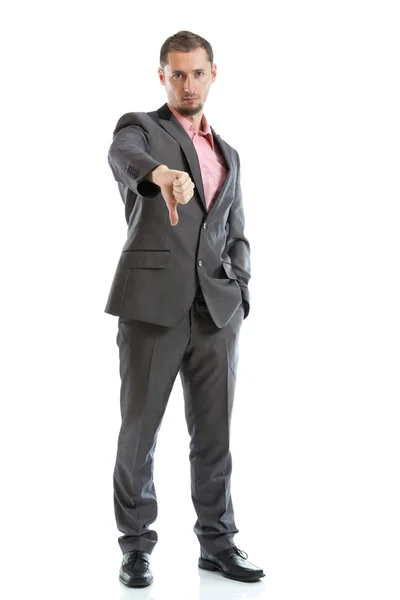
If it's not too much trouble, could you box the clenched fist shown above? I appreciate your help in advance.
[147,165,195,226]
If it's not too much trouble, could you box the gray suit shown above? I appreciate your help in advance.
[105,103,251,555]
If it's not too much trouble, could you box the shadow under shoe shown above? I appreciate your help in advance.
[198,546,265,582]
[119,550,153,587]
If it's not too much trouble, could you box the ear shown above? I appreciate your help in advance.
[158,67,165,86]
[211,63,217,83]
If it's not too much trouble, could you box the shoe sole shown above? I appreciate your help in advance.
[198,558,264,582]
[119,575,154,588]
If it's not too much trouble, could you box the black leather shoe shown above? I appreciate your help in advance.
[119,550,153,587]
[198,546,265,582]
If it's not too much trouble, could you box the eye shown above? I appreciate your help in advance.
[195,72,204,77]
[173,73,183,80]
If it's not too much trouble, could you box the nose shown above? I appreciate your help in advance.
[183,75,195,94]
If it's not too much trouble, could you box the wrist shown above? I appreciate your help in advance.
[147,164,169,185]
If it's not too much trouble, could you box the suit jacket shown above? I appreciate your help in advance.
[104,103,251,328]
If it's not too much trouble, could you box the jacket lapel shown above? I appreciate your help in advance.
[208,129,234,215]
[153,104,207,210]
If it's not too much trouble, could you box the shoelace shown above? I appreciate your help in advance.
[232,547,248,560]
[126,550,149,565]
[219,546,248,560]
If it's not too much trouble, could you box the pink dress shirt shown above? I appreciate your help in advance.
[167,103,227,210]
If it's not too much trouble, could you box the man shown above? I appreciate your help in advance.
[105,30,265,587]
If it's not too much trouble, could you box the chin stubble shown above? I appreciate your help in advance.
[179,100,203,116]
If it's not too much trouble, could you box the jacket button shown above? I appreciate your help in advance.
[198,260,203,267]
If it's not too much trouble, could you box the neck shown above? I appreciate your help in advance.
[185,112,203,132]
[168,102,204,132]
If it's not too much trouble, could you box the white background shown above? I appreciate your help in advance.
[1,1,399,599]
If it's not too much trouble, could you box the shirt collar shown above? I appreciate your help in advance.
[167,103,214,150]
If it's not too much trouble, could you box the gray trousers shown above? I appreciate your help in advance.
[113,286,244,555]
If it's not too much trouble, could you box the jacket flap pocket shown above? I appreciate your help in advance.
[120,250,171,269]
[221,260,237,280]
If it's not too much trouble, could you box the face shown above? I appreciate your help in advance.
[158,47,217,116]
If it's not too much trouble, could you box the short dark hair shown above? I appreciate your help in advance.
[159,30,214,68]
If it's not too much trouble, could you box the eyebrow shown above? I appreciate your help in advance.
[171,69,206,74]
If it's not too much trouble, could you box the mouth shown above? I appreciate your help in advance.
[183,97,198,103]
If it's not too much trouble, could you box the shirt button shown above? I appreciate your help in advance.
[202,222,207,229]
[198,260,203,267]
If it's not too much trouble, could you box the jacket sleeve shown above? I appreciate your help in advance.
[107,113,162,199]
[226,151,251,318]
